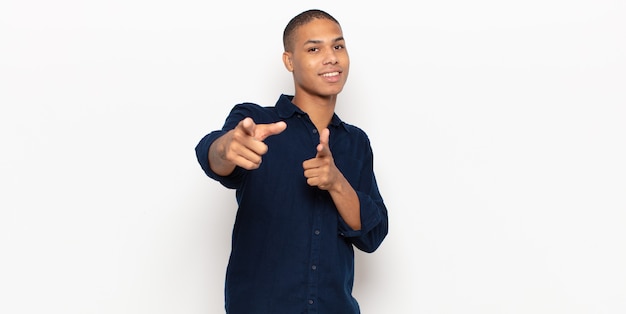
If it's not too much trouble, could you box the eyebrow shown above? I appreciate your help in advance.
[304,36,345,45]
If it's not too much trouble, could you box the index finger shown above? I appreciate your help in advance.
[316,128,331,156]
[255,121,287,141]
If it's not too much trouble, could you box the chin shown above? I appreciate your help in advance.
[324,86,345,96]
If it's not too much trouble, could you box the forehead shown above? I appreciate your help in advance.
[294,18,344,44]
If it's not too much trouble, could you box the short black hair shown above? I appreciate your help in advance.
[283,9,341,52]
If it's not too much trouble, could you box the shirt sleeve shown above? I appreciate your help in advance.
[337,138,389,253]
[194,104,254,189]
[195,129,247,189]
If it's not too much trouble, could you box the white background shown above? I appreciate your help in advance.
[1,1,625,313]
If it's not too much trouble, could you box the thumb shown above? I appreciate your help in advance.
[316,128,331,157]
[255,121,287,141]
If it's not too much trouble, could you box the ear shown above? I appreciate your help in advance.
[282,52,294,72]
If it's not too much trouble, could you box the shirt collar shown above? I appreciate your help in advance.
[276,94,349,132]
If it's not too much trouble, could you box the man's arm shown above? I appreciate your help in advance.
[302,128,361,230]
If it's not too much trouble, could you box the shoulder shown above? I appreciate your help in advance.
[228,102,279,123]
[342,122,371,142]
[336,121,375,155]
[231,102,270,114]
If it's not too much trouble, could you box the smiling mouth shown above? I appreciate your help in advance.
[321,71,340,77]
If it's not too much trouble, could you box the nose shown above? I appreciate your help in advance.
[323,50,338,65]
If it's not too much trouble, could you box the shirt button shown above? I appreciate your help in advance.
[308,299,314,305]
[311,265,317,270]
[312,129,318,134]
[314,230,320,235]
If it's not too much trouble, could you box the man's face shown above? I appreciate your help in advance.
[285,18,350,98]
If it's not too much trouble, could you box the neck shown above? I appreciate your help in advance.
[292,94,337,131]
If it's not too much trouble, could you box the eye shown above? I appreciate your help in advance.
[308,47,319,53]
[334,44,345,50]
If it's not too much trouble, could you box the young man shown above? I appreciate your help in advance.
[195,9,388,313]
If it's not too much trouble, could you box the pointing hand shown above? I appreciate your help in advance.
[302,128,339,190]
[213,117,286,173]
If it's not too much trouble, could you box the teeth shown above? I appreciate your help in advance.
[322,72,339,77]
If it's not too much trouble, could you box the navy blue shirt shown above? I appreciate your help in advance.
[195,94,388,314]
